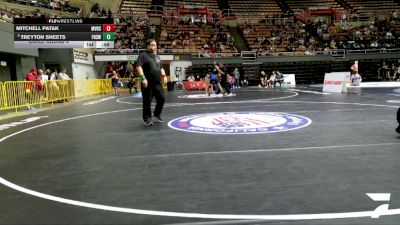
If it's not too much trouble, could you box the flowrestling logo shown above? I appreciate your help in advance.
[168,112,311,134]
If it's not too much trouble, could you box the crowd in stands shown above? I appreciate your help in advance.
[241,20,316,55]
[114,16,149,51]
[0,5,62,22]
[0,8,14,22]
[308,16,400,52]
[90,4,112,18]
[8,0,79,14]
[158,15,238,55]
[2,0,400,57]
[240,11,400,56]
[105,9,397,57]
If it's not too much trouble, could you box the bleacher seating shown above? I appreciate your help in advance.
[345,0,400,11]
[1,0,78,20]
[164,0,219,12]
[7,0,80,14]
[285,0,344,11]
[158,23,209,53]
[240,22,308,54]
[114,16,149,50]
[392,21,400,37]
[119,0,152,14]
[228,0,281,15]
[159,17,237,55]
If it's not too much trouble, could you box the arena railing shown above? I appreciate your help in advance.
[236,17,294,25]
[334,9,394,23]
[73,79,112,97]
[353,8,395,15]
[0,82,5,110]
[94,49,147,54]
[0,79,113,112]
[148,5,164,15]
[331,49,346,59]
[94,47,400,59]
[346,48,400,54]
[191,52,242,58]
[112,13,149,19]
[2,81,44,112]
[221,9,234,18]
[163,7,180,17]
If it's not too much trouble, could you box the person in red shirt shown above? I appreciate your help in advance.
[24,68,42,110]
[25,68,43,91]
[25,68,38,81]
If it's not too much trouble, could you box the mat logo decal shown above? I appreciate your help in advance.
[168,112,311,134]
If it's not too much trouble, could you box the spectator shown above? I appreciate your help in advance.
[269,71,277,88]
[242,74,249,87]
[187,74,195,82]
[58,68,71,80]
[25,68,41,110]
[127,72,137,94]
[57,67,71,102]
[25,68,43,91]
[110,70,120,95]
[49,69,58,80]
[276,70,285,88]
[351,60,359,74]
[258,71,267,88]
[233,68,240,88]
[38,69,48,83]
[351,72,362,86]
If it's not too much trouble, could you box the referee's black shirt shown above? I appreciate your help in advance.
[137,51,162,85]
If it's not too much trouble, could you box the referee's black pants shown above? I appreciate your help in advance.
[397,108,400,128]
[141,83,165,121]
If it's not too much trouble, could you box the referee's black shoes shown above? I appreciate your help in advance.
[153,116,164,123]
[144,120,153,126]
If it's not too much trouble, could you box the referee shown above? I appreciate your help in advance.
[136,39,168,126]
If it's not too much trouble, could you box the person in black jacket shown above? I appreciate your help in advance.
[136,39,168,126]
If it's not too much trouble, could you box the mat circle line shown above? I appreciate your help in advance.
[0,101,399,220]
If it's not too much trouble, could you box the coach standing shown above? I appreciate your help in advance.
[136,39,168,126]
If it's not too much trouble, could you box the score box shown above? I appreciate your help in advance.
[102,32,115,41]
[102,24,115,32]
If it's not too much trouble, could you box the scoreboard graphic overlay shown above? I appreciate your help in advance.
[14,18,115,48]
